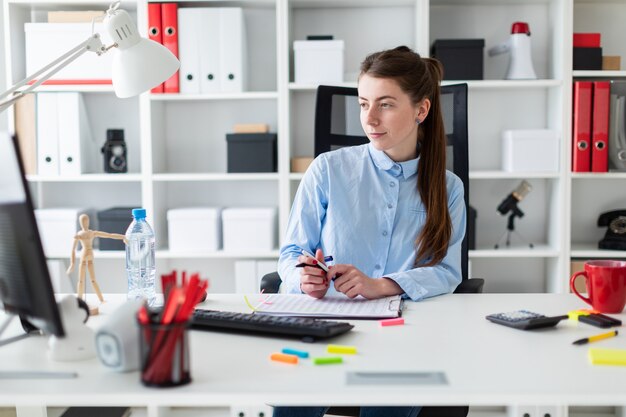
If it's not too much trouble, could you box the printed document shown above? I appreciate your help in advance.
[253,294,403,319]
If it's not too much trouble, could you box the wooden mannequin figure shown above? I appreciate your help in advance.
[66,214,127,315]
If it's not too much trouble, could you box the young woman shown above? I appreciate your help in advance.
[273,47,466,417]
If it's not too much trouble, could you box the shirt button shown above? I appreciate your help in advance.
[387,203,393,209]
[389,182,396,187]
[382,231,388,237]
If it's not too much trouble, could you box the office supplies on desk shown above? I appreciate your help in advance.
[569,310,622,328]
[588,348,626,366]
[380,317,405,327]
[328,344,357,355]
[486,310,567,330]
[253,294,402,319]
[271,352,299,364]
[282,348,309,358]
[570,260,626,313]
[313,356,343,365]
[573,330,618,345]
[191,309,354,341]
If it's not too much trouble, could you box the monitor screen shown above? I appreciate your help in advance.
[0,132,64,337]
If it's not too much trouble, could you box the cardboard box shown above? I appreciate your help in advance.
[570,260,588,294]
[603,56,621,71]
[222,207,276,251]
[167,208,222,252]
[226,133,277,173]
[25,23,114,82]
[34,208,90,256]
[291,157,314,173]
[96,207,133,251]
[294,40,344,84]
[431,39,485,80]
[502,129,560,172]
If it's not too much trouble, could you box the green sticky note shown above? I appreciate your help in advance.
[313,356,343,365]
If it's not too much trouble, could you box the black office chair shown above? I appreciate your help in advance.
[262,84,484,417]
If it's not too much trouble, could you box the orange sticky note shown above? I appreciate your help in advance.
[270,352,298,364]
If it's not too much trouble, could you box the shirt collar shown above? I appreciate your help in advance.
[368,143,419,180]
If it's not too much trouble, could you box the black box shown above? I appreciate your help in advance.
[96,207,133,250]
[573,47,602,70]
[226,133,277,173]
[431,39,485,80]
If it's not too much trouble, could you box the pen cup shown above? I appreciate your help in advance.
[138,320,191,387]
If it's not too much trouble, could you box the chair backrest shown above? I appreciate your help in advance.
[313,83,470,281]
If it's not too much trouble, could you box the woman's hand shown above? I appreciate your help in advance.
[330,264,403,299]
[299,249,330,299]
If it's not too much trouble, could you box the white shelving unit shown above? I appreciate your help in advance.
[3,0,626,299]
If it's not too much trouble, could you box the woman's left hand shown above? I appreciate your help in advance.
[328,264,382,299]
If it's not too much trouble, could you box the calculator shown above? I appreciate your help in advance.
[486,310,568,330]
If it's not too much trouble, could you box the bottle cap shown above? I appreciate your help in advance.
[511,22,530,35]
[132,208,146,219]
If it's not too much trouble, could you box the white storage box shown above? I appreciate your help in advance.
[167,208,222,252]
[25,23,114,82]
[502,129,560,172]
[294,40,344,84]
[34,208,89,256]
[222,207,277,251]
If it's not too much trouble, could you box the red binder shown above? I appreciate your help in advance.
[148,3,163,94]
[161,3,179,93]
[572,81,593,172]
[591,81,610,172]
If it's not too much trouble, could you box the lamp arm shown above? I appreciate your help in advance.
[0,34,109,113]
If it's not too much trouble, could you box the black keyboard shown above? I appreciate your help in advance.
[190,309,354,341]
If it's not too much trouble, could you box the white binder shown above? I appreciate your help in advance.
[36,93,60,176]
[58,93,95,176]
[178,8,201,94]
[199,8,221,94]
[219,8,246,93]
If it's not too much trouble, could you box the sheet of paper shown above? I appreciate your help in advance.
[253,294,402,318]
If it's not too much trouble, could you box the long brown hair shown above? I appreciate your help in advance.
[359,46,451,266]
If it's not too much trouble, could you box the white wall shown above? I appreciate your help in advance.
[0,4,7,132]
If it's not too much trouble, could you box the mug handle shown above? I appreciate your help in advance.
[570,270,592,306]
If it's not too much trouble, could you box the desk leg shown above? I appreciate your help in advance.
[16,406,46,417]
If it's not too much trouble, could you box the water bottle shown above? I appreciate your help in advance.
[125,208,156,306]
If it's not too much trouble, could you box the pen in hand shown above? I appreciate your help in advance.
[572,330,618,345]
[296,249,330,272]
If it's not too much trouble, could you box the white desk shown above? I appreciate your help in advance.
[1,293,625,414]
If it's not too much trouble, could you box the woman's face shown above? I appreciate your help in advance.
[358,74,430,162]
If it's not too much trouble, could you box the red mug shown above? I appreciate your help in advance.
[570,260,626,313]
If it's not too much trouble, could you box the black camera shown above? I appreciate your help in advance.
[101,129,127,173]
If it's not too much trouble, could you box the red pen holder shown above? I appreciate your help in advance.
[138,320,191,387]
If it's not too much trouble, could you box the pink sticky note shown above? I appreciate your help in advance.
[380,317,404,327]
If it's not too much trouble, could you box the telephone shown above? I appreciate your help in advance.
[598,209,626,250]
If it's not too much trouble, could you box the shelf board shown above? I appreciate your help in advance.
[157,250,280,259]
[7,0,135,7]
[289,0,416,7]
[152,173,279,181]
[470,170,560,179]
[26,84,115,93]
[469,244,558,258]
[46,249,280,259]
[290,80,561,91]
[26,173,143,182]
[150,91,278,101]
[570,172,626,179]
[573,70,626,78]
[570,244,626,259]
[289,173,305,181]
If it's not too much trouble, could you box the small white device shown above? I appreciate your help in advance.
[488,22,537,80]
[95,300,143,372]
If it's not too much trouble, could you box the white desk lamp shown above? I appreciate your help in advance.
[0,1,180,113]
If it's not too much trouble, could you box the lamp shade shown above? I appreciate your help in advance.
[104,7,179,98]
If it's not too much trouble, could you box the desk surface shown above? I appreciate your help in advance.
[1,293,625,407]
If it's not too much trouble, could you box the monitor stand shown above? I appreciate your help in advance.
[0,295,96,361]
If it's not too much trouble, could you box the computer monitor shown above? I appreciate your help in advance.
[0,132,64,343]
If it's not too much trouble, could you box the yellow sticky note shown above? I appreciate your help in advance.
[588,348,626,366]
[327,344,357,355]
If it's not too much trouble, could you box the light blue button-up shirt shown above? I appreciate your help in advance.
[278,143,466,301]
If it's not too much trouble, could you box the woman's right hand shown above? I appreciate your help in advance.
[299,249,329,299]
